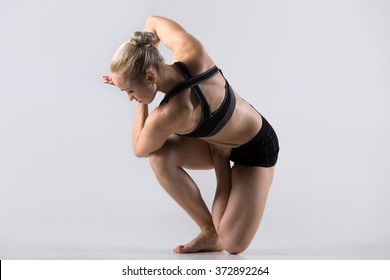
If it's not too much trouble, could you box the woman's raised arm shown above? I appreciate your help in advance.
[144,16,203,61]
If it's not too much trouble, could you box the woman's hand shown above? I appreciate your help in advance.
[102,75,115,86]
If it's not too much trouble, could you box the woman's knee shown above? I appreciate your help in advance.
[149,141,178,175]
[149,152,163,174]
[149,151,172,176]
[223,239,249,255]
[219,231,251,254]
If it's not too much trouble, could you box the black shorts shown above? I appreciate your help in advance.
[230,115,279,167]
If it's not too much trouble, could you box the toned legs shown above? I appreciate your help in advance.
[149,135,222,252]
[149,135,274,254]
[218,165,274,253]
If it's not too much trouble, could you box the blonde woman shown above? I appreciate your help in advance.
[103,16,279,254]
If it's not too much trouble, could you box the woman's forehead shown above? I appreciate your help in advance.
[111,72,129,89]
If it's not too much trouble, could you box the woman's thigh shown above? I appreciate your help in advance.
[219,165,275,253]
[150,134,214,170]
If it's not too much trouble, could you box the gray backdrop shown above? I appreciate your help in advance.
[1,0,389,259]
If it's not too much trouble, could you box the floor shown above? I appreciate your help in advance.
[2,243,389,260]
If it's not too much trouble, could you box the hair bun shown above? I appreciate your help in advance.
[130,31,156,48]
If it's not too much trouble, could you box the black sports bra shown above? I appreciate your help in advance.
[159,61,236,137]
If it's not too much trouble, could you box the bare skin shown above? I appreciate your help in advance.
[104,16,276,254]
[148,135,274,254]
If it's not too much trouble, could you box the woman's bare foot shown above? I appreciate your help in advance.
[173,229,223,253]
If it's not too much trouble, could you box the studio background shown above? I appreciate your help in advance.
[1,0,389,259]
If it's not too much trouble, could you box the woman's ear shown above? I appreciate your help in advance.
[145,71,157,85]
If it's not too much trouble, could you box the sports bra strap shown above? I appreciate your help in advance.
[159,62,220,115]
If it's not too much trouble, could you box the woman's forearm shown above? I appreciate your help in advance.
[132,103,149,155]
[144,16,161,47]
[143,16,194,53]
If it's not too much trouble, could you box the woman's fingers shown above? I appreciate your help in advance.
[102,76,115,85]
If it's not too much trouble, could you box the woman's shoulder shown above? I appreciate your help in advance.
[153,94,194,132]
[174,54,216,76]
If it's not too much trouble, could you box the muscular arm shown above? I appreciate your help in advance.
[131,16,207,157]
[132,103,182,158]
[131,103,149,156]
[144,16,204,62]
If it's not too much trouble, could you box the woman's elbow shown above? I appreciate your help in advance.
[132,147,150,158]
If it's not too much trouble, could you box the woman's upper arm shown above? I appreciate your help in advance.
[133,105,185,158]
[144,16,202,59]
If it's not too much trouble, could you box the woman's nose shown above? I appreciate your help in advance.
[128,94,135,101]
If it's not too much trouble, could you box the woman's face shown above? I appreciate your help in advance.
[111,72,157,104]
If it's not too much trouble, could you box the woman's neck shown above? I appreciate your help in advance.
[157,64,184,94]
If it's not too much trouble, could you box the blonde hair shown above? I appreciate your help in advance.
[110,32,165,82]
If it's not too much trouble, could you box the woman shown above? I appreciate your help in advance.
[103,16,279,254]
